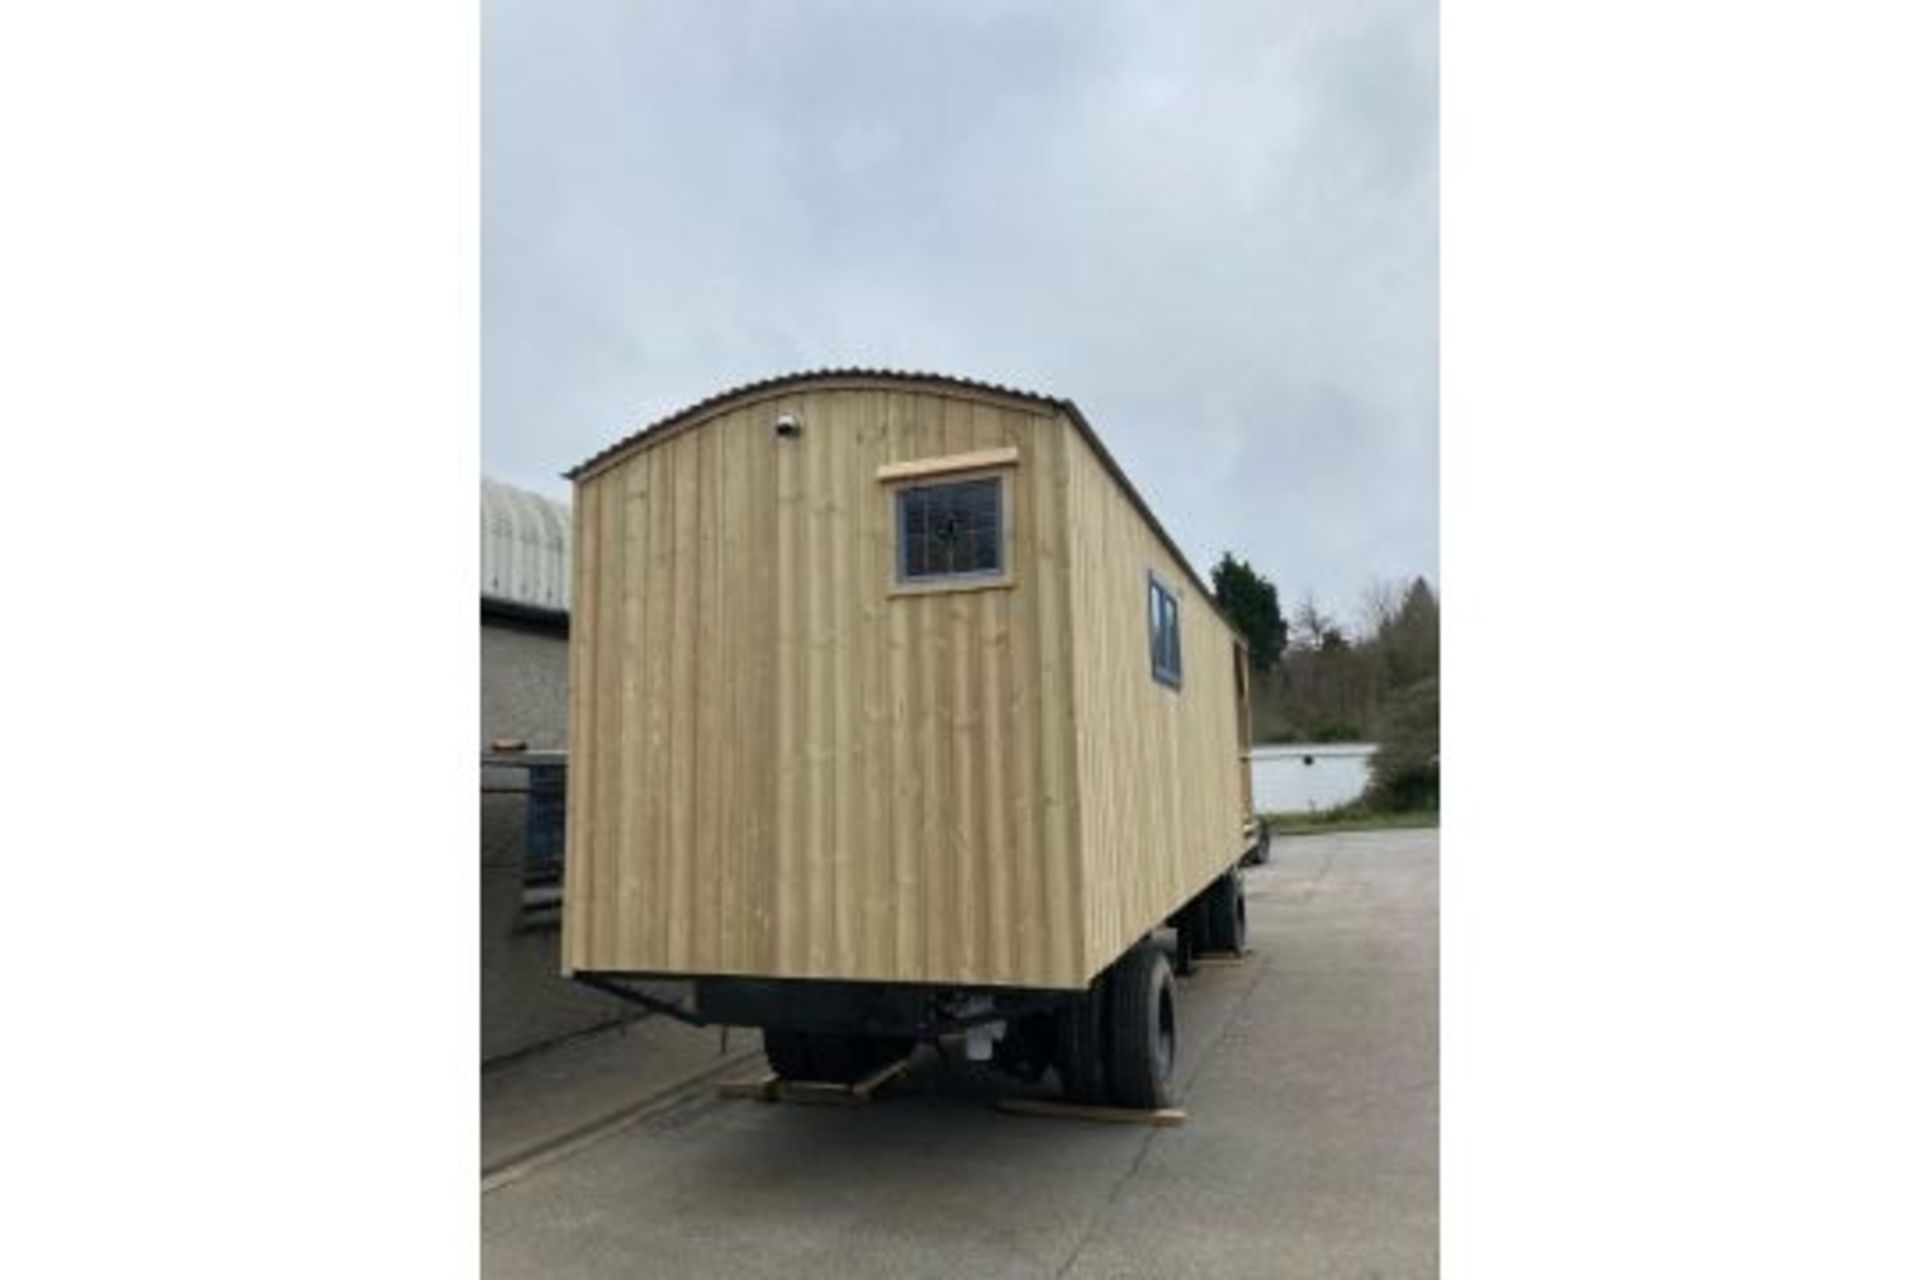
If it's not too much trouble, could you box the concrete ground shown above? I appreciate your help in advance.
[482,994,761,1176]
[483,827,1437,1279]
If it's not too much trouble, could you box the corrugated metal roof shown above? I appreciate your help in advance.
[563,368,1071,481]
[562,369,1242,644]
[482,476,570,614]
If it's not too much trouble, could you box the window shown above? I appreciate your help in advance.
[523,761,566,891]
[481,751,566,930]
[896,476,1005,583]
[1148,572,1182,688]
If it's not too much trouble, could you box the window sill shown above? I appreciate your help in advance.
[888,574,1017,599]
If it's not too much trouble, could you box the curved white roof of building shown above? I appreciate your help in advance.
[482,477,570,613]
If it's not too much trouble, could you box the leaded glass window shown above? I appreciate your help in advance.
[896,477,1005,582]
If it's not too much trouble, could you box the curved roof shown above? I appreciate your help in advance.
[482,476,570,614]
[564,368,1071,479]
[564,369,1239,641]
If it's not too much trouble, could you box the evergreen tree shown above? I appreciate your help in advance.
[1376,576,1440,687]
[1210,552,1286,672]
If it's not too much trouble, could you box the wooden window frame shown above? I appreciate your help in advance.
[880,458,1016,597]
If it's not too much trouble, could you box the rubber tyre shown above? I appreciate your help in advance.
[1172,907,1200,976]
[762,1028,814,1080]
[806,1032,912,1084]
[764,1031,911,1084]
[1206,869,1248,955]
[1243,821,1272,867]
[807,1033,863,1085]
[1105,945,1177,1110]
[1056,984,1107,1103]
[861,1035,915,1077]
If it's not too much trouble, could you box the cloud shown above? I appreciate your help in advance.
[484,0,1435,623]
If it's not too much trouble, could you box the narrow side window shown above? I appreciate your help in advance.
[1148,572,1182,689]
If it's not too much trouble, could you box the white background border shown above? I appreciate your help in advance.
[1444,2,1919,1273]
[2,3,476,1274]
[3,3,1917,1274]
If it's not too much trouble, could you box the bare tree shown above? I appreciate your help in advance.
[1291,594,1336,651]
[1359,576,1410,642]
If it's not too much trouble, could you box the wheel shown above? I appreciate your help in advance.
[1167,905,1198,974]
[1243,820,1272,867]
[764,1030,911,1084]
[1172,903,1203,975]
[992,1013,1057,1084]
[1205,869,1248,955]
[1105,944,1177,1110]
[806,1032,912,1084]
[1056,983,1107,1103]
[762,1028,813,1080]
[862,1035,915,1077]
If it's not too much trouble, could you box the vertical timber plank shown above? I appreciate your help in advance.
[801,394,830,976]
[828,393,858,976]
[645,443,676,971]
[563,477,598,971]
[615,459,649,968]
[592,470,625,968]
[694,420,724,972]
[774,401,801,974]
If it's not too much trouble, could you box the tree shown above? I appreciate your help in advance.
[1375,576,1439,688]
[1210,552,1286,673]
[1253,575,1440,758]
[1360,576,1406,640]
[1361,579,1440,811]
[1363,674,1440,811]
[1290,595,1337,651]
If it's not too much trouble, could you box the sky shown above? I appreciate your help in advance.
[484,0,1435,629]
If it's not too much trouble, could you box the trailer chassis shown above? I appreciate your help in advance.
[570,850,1256,1110]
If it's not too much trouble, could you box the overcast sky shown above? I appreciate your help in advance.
[484,0,1434,628]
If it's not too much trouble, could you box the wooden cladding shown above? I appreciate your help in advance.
[563,381,1247,991]
[1062,425,1247,970]
[565,388,1083,988]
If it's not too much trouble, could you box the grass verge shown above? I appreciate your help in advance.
[1261,807,1439,836]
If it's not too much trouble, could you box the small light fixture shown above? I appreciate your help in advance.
[774,412,802,438]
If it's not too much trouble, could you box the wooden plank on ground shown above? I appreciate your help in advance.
[846,1055,913,1099]
[716,1073,779,1102]
[996,1097,1188,1127]
[718,1055,914,1107]
[776,1081,870,1107]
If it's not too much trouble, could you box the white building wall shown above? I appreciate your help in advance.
[1250,743,1379,814]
